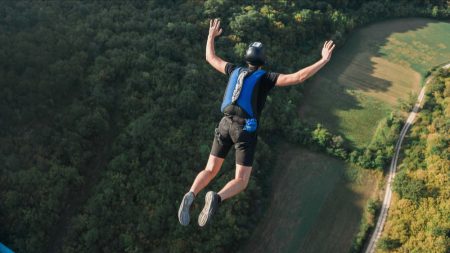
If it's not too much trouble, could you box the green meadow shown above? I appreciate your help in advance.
[299,18,450,148]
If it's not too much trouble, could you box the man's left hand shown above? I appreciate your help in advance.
[321,40,335,62]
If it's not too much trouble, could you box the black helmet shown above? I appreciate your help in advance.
[244,41,266,66]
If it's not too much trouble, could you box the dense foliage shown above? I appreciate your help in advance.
[379,68,450,252]
[0,1,448,252]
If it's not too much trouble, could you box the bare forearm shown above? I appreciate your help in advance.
[294,58,328,83]
[206,35,216,61]
[276,40,335,87]
[205,30,227,74]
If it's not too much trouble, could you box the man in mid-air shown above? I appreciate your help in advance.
[178,18,335,227]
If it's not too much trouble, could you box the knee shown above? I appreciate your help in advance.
[204,168,217,177]
[204,155,223,177]
[204,165,220,177]
[236,177,249,189]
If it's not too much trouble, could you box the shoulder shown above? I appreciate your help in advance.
[225,63,239,76]
[261,70,280,89]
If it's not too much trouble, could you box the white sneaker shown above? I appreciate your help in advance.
[178,191,195,226]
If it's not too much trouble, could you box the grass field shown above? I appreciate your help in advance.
[298,18,450,148]
[240,145,381,253]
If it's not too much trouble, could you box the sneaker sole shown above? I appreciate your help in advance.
[198,191,214,227]
[178,193,194,226]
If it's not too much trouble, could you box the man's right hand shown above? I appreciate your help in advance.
[209,18,223,39]
[206,18,227,74]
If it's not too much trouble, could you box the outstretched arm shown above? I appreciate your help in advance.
[206,18,228,74]
[276,40,336,87]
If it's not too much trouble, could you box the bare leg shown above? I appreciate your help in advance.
[189,155,224,196]
[217,164,252,201]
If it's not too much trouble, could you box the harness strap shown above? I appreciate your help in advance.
[223,113,246,124]
[231,69,251,103]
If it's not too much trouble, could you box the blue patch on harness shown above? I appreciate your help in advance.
[0,243,15,253]
[243,118,257,132]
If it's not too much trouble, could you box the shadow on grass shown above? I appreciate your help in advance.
[297,18,439,148]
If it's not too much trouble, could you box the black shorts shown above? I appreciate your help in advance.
[210,115,258,166]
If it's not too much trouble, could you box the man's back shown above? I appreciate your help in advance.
[222,63,279,120]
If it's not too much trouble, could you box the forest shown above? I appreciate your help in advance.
[0,1,448,252]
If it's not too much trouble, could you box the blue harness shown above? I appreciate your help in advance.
[221,67,266,132]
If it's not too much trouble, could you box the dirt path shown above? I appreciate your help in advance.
[364,63,450,253]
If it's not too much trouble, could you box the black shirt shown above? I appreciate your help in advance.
[224,63,279,119]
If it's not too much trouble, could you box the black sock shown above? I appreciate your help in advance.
[217,194,222,204]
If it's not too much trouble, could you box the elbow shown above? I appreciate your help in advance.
[297,77,306,84]
[206,54,213,63]
[297,73,307,84]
